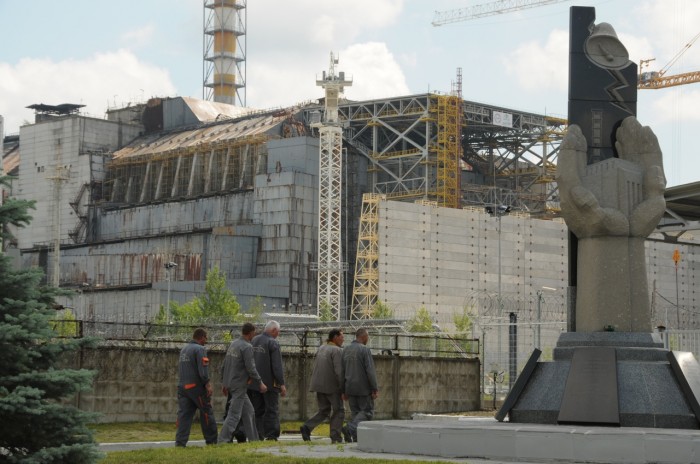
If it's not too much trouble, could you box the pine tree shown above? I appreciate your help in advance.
[0,175,100,463]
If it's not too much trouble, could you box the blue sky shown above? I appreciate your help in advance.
[2,0,700,186]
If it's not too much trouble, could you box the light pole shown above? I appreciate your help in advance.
[164,262,178,327]
[673,249,681,328]
[536,286,556,349]
[485,193,511,371]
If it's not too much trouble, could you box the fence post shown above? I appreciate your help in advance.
[298,329,308,420]
[392,355,400,419]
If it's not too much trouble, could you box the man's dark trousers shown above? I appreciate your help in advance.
[248,389,280,439]
[175,384,217,446]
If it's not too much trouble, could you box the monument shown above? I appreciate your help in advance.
[357,6,700,463]
[497,6,700,429]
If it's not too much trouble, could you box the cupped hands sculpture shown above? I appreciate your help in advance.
[557,116,666,332]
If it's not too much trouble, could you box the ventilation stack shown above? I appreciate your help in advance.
[204,0,246,106]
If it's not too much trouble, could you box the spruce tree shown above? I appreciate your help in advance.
[0,175,100,463]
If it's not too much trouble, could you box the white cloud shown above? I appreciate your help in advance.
[246,42,410,109]
[120,24,156,48]
[341,42,411,100]
[248,0,404,54]
[634,0,700,71]
[0,50,176,134]
[244,0,409,109]
[650,87,700,122]
[502,29,568,93]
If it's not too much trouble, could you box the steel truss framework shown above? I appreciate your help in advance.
[314,125,347,319]
[351,193,384,319]
[331,93,566,214]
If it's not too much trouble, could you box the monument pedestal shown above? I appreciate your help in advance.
[507,332,699,429]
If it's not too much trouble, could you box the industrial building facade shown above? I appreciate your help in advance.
[2,94,698,333]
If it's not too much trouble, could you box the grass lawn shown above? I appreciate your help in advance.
[92,420,329,443]
[94,413,493,463]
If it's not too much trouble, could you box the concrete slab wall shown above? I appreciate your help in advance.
[17,116,141,248]
[378,200,700,331]
[65,345,479,423]
[378,201,569,328]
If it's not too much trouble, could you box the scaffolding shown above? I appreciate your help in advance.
[350,193,384,319]
[316,93,565,215]
[432,94,461,208]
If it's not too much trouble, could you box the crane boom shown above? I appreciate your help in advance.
[432,0,570,26]
[638,31,700,90]
[638,70,700,90]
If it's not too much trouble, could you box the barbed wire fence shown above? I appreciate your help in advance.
[49,318,480,360]
[464,289,567,407]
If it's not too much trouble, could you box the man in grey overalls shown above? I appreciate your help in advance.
[218,322,267,443]
[175,327,218,446]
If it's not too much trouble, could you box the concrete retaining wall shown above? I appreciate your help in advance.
[66,345,480,423]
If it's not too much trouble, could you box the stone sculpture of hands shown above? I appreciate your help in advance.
[557,116,666,239]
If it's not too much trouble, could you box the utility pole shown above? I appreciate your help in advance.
[673,248,681,328]
[47,147,69,287]
[165,261,178,330]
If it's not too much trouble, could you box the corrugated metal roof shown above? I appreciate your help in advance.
[112,107,299,161]
[665,182,700,222]
[180,96,253,122]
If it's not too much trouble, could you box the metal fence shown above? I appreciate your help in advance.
[49,319,480,359]
[659,329,700,357]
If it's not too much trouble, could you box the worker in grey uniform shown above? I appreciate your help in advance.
[218,322,267,443]
[341,327,378,443]
[300,328,345,443]
[175,327,218,446]
[248,320,287,440]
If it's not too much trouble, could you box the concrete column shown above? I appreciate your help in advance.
[171,155,183,198]
[187,154,199,197]
[154,161,165,200]
[139,161,152,203]
[221,146,231,190]
[239,144,249,189]
[204,149,215,193]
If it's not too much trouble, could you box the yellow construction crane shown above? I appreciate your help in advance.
[432,0,570,26]
[639,31,700,89]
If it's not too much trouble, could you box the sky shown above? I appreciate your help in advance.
[2,0,700,187]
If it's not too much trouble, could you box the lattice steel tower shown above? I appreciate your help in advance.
[204,0,246,106]
[312,53,352,320]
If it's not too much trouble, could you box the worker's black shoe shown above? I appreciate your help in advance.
[300,425,311,441]
[341,425,353,443]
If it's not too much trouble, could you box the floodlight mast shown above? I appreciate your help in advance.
[312,52,352,321]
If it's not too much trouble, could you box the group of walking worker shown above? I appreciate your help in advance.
[175,321,286,447]
[174,323,378,447]
[301,327,379,443]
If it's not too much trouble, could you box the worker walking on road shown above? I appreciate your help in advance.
[175,328,218,447]
[300,328,345,443]
[249,320,287,440]
[218,322,267,443]
[342,328,378,443]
